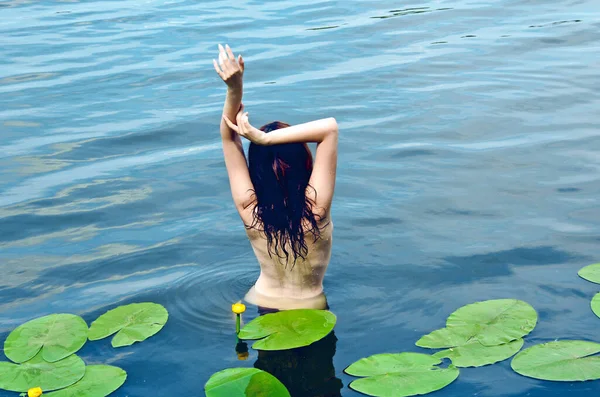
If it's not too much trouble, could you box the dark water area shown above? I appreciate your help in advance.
[1,0,599,396]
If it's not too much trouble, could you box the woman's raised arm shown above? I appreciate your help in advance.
[264,118,339,215]
[285,118,339,217]
[213,44,255,219]
[262,117,338,146]
[224,114,339,216]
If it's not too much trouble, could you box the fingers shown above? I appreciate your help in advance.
[218,44,233,73]
[218,48,229,71]
[225,44,235,61]
[218,44,226,64]
[222,115,239,132]
[245,115,254,134]
[237,111,250,137]
[238,55,244,72]
[213,59,224,78]
[235,105,244,119]
[224,109,258,142]
[216,44,243,74]
[240,112,249,132]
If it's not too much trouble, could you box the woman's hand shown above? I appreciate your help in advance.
[223,104,268,145]
[213,44,244,91]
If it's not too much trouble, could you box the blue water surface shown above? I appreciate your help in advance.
[1,0,600,396]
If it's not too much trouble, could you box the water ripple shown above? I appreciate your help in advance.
[165,257,256,333]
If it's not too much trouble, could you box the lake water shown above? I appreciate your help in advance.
[1,0,599,396]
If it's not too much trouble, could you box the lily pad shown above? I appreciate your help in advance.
[434,339,524,367]
[511,340,600,381]
[4,313,88,363]
[345,353,442,376]
[417,299,537,348]
[0,352,85,392]
[345,353,459,397]
[416,327,475,349]
[238,309,336,350]
[45,365,127,397]
[592,293,600,319]
[578,263,600,284]
[88,302,168,347]
[205,368,290,397]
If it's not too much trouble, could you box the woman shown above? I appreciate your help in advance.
[213,44,338,310]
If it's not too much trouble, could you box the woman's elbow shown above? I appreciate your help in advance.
[327,117,339,135]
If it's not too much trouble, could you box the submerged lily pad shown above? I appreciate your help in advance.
[4,313,88,363]
[88,302,168,347]
[511,340,600,381]
[345,353,459,397]
[417,299,537,348]
[238,309,336,350]
[205,368,290,397]
[45,365,127,397]
[578,263,600,284]
[0,352,85,392]
[592,293,600,319]
[434,339,524,367]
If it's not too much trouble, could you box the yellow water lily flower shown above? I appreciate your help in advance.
[232,302,246,314]
[28,387,42,397]
[237,351,249,360]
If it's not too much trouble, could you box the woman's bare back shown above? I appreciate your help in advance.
[244,219,333,310]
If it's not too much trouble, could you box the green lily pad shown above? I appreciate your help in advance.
[592,293,600,319]
[416,327,475,349]
[238,309,336,350]
[434,339,524,367]
[0,352,85,392]
[417,299,537,348]
[4,313,88,363]
[345,353,442,376]
[345,353,459,397]
[578,263,600,284]
[205,368,290,397]
[45,365,127,397]
[511,340,600,381]
[88,302,168,347]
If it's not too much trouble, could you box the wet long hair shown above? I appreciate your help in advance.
[247,121,324,267]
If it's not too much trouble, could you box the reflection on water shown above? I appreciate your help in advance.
[253,331,342,397]
[233,307,342,396]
